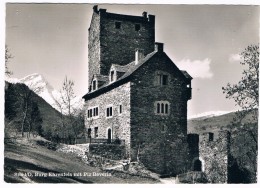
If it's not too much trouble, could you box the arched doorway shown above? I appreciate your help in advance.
[193,159,202,171]
[107,128,112,143]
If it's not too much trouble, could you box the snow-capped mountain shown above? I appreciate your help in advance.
[5,73,84,114]
[188,110,233,120]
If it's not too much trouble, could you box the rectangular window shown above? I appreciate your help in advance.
[119,105,122,114]
[157,73,169,86]
[93,80,96,91]
[135,24,140,31]
[109,107,112,116]
[115,22,121,29]
[95,107,98,116]
[90,109,92,117]
[162,75,168,85]
[209,133,214,141]
[87,107,99,119]
[111,71,114,82]
[106,108,109,117]
[106,106,113,117]
[94,127,98,138]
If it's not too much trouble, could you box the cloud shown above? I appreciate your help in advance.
[175,58,213,79]
[229,53,241,63]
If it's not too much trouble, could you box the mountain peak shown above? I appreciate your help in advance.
[20,73,45,82]
[5,73,84,114]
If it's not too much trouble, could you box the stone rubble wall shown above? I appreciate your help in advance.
[89,144,125,160]
[85,82,131,156]
[199,131,230,183]
[129,52,191,175]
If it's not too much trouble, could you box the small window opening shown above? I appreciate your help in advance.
[94,127,98,138]
[115,22,121,29]
[111,71,114,82]
[161,103,164,113]
[106,106,113,117]
[135,24,140,31]
[165,104,168,114]
[157,103,160,113]
[93,80,96,91]
[90,109,92,118]
[162,75,168,85]
[95,107,98,116]
[119,105,122,114]
[209,133,214,141]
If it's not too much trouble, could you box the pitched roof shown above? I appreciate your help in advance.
[181,70,193,79]
[111,62,135,73]
[83,51,192,100]
[83,51,157,100]
[94,74,109,82]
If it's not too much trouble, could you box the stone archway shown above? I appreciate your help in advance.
[192,157,205,172]
[193,159,202,171]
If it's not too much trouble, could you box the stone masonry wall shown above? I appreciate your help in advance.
[88,11,101,86]
[84,82,131,156]
[99,14,155,76]
[89,144,125,160]
[199,131,231,183]
[130,51,191,175]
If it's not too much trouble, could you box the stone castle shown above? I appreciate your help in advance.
[82,6,241,182]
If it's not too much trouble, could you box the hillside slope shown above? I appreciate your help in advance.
[188,110,257,133]
[5,81,63,139]
[4,138,157,183]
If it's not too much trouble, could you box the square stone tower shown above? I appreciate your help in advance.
[88,5,155,86]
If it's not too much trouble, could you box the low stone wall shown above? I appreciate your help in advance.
[176,171,207,184]
[89,144,125,160]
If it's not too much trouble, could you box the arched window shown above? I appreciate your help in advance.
[155,101,170,115]
[165,104,168,114]
[161,103,164,113]
[157,103,160,113]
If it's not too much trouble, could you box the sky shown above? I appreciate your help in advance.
[4,3,259,117]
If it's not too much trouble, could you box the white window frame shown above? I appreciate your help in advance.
[154,101,170,115]
[106,105,113,118]
[87,105,99,120]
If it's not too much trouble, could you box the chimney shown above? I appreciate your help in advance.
[155,42,164,52]
[93,5,98,13]
[142,11,147,18]
[135,49,144,65]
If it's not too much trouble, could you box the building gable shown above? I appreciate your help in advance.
[83,43,192,101]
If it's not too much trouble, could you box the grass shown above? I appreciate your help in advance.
[4,137,158,183]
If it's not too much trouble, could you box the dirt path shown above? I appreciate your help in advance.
[4,140,158,183]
